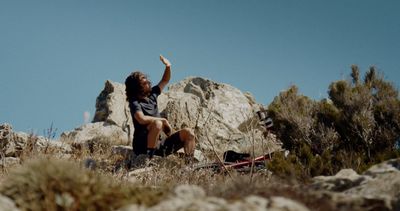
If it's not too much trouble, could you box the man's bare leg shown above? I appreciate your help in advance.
[178,128,196,156]
[146,120,163,157]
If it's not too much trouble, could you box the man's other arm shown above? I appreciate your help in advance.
[134,111,172,135]
[134,111,164,126]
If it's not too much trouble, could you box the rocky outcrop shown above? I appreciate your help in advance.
[0,195,20,211]
[312,169,367,192]
[60,122,130,146]
[120,185,309,211]
[159,77,280,155]
[0,157,20,169]
[0,123,71,158]
[61,77,281,156]
[311,158,400,210]
[92,80,134,139]
[60,80,134,146]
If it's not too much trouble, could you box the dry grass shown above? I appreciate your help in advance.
[0,124,368,211]
[126,159,338,211]
[0,157,167,211]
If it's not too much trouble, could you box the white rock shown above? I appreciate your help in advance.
[0,195,20,211]
[312,158,400,210]
[112,145,133,158]
[0,123,71,156]
[0,157,20,168]
[60,122,130,145]
[93,80,134,141]
[120,185,311,211]
[269,196,310,211]
[159,77,275,155]
[60,77,281,157]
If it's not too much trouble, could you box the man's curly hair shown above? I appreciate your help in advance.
[125,71,151,102]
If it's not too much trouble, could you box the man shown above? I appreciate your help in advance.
[125,55,195,160]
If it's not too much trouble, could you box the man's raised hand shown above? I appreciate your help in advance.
[160,55,171,67]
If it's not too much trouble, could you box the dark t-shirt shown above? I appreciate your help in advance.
[129,86,161,153]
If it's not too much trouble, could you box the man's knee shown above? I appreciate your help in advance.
[149,120,163,132]
[179,128,195,141]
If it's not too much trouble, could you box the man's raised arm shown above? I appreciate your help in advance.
[158,55,171,91]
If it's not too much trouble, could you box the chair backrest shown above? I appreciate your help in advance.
[256,110,273,129]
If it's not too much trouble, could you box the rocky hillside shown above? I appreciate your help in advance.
[1,76,399,210]
[60,77,281,158]
[1,122,400,210]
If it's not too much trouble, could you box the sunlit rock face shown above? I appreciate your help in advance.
[61,77,280,156]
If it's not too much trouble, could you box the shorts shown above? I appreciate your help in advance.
[132,131,184,157]
[154,131,184,156]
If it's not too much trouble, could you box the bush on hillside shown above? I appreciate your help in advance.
[0,158,166,210]
[267,86,316,151]
[328,66,400,156]
[267,66,400,177]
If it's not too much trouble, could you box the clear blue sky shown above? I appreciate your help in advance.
[1,0,399,136]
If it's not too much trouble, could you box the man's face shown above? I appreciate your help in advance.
[140,76,152,97]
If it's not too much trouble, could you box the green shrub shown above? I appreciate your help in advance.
[328,70,376,156]
[268,85,316,152]
[267,144,336,180]
[328,66,400,157]
[0,158,166,210]
[267,65,400,177]
[267,151,304,180]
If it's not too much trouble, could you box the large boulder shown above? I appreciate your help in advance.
[158,77,280,155]
[60,80,134,146]
[1,123,26,157]
[311,158,400,210]
[311,169,369,192]
[60,122,130,146]
[93,80,134,141]
[0,123,71,157]
[61,77,281,156]
[0,195,20,211]
[120,185,310,211]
